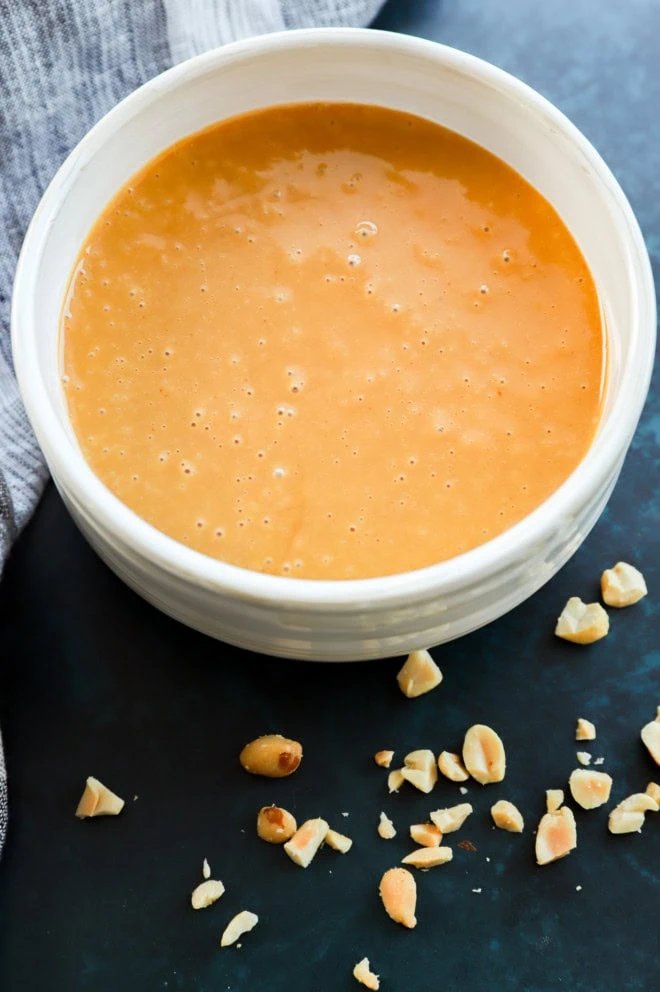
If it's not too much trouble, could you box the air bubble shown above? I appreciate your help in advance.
[391,304,400,313]
[273,467,286,479]
[480,284,489,294]
[347,254,361,267]
[355,220,378,238]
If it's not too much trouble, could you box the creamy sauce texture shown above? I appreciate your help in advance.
[62,102,604,579]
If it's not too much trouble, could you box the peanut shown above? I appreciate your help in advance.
[240,734,302,778]
[401,749,437,793]
[601,561,647,607]
[430,803,472,834]
[396,649,443,698]
[75,776,125,818]
[616,792,658,813]
[353,958,380,990]
[535,807,577,865]
[378,812,396,840]
[569,769,613,810]
[257,805,297,844]
[325,828,353,853]
[402,846,453,869]
[555,597,609,644]
[490,800,524,833]
[387,768,405,793]
[374,750,394,769]
[646,782,660,807]
[641,709,660,765]
[575,718,596,741]
[409,823,442,848]
[462,724,506,784]
[437,751,469,782]
[379,867,417,928]
[607,794,657,835]
[546,789,564,814]
[191,879,225,910]
[284,817,329,868]
[220,910,258,947]
[576,751,592,766]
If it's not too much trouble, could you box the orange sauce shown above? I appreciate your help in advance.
[62,102,604,579]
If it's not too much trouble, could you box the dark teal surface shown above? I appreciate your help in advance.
[1,1,659,990]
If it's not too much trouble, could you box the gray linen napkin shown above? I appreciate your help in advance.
[0,0,385,853]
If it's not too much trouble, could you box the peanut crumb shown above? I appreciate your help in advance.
[555,597,609,644]
[401,749,438,793]
[438,751,469,782]
[378,812,396,840]
[191,879,225,910]
[379,867,417,928]
[490,800,524,833]
[601,562,647,607]
[75,776,125,818]
[325,828,353,853]
[546,789,564,814]
[569,769,613,810]
[409,822,442,847]
[576,751,592,766]
[576,718,596,741]
[220,910,258,947]
[402,846,453,869]
[430,803,473,834]
[387,768,405,794]
[396,649,443,698]
[353,958,380,990]
[462,725,506,784]
[202,858,211,879]
[284,817,329,868]
[535,806,577,865]
[374,750,394,769]
[641,709,660,765]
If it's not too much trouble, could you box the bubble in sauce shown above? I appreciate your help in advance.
[355,220,378,238]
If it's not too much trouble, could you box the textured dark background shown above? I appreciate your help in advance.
[1,1,659,990]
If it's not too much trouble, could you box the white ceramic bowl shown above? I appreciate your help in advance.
[12,28,656,661]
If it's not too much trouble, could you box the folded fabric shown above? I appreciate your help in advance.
[0,0,385,855]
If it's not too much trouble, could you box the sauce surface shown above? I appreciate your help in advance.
[62,102,604,579]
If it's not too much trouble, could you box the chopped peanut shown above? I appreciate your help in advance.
[409,823,442,848]
[535,807,577,865]
[608,808,645,834]
[397,649,443,698]
[601,562,648,608]
[401,749,438,794]
[490,800,524,833]
[641,709,660,765]
[646,782,660,807]
[379,867,417,928]
[239,734,302,778]
[374,750,394,769]
[569,769,613,810]
[284,817,329,868]
[387,768,405,793]
[202,858,211,880]
[617,793,658,813]
[353,958,380,990]
[75,776,125,818]
[378,812,396,840]
[257,805,297,844]
[402,846,453,869]
[546,789,564,814]
[576,718,596,741]
[555,597,609,644]
[430,803,473,834]
[607,794,657,834]
[437,751,469,782]
[576,751,592,766]
[325,828,353,853]
[462,725,506,784]
[191,879,225,910]
[220,910,259,947]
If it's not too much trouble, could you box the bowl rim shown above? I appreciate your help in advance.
[11,26,657,611]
